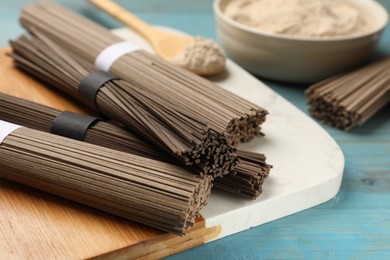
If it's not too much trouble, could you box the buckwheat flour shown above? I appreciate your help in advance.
[172,37,226,74]
[223,0,372,37]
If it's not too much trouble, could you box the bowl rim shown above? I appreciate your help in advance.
[213,0,389,42]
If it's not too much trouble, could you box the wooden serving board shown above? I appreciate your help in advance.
[0,48,220,259]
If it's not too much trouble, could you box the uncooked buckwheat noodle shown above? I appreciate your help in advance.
[19,1,268,146]
[0,92,271,199]
[0,121,212,235]
[306,58,390,131]
[10,33,238,178]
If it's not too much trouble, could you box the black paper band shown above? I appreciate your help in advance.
[78,71,118,108]
[50,111,99,141]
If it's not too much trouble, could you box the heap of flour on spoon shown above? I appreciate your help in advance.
[172,37,226,75]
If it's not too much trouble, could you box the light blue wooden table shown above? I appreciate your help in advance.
[2,1,389,259]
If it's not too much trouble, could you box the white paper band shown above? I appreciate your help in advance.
[95,41,141,71]
[0,120,23,144]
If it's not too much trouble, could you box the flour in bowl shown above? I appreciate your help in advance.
[223,0,373,37]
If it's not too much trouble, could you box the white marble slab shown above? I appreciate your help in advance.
[113,27,344,241]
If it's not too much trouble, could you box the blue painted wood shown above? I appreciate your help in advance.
[1,1,389,259]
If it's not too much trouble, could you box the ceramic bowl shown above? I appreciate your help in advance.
[213,0,389,83]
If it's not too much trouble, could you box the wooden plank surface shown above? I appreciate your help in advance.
[0,48,219,259]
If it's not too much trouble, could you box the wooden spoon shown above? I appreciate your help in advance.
[90,0,225,75]
[89,0,226,76]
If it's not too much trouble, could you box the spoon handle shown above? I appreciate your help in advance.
[89,0,162,44]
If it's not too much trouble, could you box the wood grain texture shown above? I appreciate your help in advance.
[0,48,90,114]
[1,1,390,259]
[0,48,218,259]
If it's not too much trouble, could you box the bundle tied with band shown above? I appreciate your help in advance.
[0,119,212,234]
[0,93,271,199]
[11,33,238,178]
[19,1,268,165]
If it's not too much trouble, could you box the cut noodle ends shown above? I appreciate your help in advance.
[0,91,271,199]
[19,1,268,143]
[306,58,390,131]
[0,125,212,234]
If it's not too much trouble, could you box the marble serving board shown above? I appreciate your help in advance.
[113,27,345,240]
